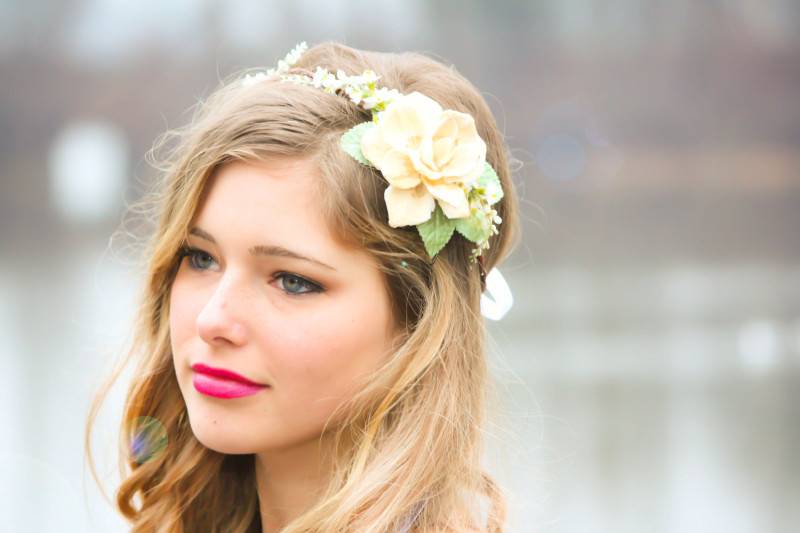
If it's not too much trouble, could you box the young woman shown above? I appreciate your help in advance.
[85,40,520,532]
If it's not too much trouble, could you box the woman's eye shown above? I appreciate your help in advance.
[274,273,323,296]
[180,246,217,271]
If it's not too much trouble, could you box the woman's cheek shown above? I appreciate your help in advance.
[172,285,206,341]
[266,319,354,390]
[266,325,332,378]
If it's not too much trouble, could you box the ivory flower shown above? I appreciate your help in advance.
[360,91,487,227]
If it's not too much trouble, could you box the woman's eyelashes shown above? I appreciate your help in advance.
[177,245,324,296]
[273,272,324,296]
[179,245,218,272]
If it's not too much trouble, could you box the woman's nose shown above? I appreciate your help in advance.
[196,277,249,347]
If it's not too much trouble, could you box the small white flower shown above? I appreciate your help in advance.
[362,95,379,109]
[311,66,328,88]
[361,70,379,84]
[344,85,362,104]
[376,87,402,106]
[323,74,344,91]
[242,72,268,87]
[285,41,307,64]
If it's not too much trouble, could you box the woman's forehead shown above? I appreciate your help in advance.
[190,158,373,272]
[200,159,320,220]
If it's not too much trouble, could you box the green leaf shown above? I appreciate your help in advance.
[416,204,456,259]
[454,211,491,244]
[475,162,503,205]
[340,122,376,167]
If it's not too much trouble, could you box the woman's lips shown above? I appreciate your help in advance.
[192,372,268,398]
[190,363,269,399]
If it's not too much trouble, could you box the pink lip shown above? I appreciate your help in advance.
[191,363,269,399]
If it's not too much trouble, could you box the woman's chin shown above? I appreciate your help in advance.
[187,417,256,454]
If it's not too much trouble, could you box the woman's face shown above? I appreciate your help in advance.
[169,158,399,454]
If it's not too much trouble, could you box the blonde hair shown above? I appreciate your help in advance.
[85,41,521,532]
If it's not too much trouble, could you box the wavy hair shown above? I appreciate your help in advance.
[85,41,521,532]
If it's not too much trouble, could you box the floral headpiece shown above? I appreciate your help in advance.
[242,42,513,320]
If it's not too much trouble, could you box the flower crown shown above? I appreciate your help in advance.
[242,42,504,265]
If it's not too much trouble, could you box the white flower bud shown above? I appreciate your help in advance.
[362,96,378,109]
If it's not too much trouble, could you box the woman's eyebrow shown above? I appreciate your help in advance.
[189,227,337,271]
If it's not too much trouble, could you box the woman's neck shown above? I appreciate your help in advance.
[254,433,338,532]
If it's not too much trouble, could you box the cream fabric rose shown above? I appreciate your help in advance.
[360,91,488,227]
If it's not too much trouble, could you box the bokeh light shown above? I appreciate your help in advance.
[129,416,168,465]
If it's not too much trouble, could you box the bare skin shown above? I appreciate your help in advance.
[254,431,336,531]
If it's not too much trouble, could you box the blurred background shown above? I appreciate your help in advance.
[1,1,799,531]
